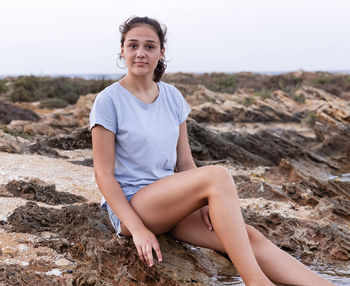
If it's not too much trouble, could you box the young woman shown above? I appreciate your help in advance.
[90,16,334,286]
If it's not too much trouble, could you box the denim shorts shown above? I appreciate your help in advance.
[104,193,135,238]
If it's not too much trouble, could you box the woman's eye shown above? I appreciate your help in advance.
[146,45,154,50]
[129,44,137,48]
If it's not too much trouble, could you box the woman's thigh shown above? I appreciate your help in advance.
[122,165,233,235]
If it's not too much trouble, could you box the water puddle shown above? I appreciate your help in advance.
[328,173,350,183]
[213,261,350,285]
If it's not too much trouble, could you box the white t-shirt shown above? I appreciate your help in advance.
[89,80,191,207]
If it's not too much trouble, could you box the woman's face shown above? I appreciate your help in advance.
[121,25,165,78]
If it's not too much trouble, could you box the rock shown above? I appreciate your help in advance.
[45,268,62,276]
[4,178,86,205]
[187,119,271,167]
[0,130,29,154]
[73,93,96,127]
[29,127,92,152]
[190,92,299,124]
[1,73,350,283]
[243,210,350,262]
[6,201,239,285]
[0,213,7,224]
[55,258,71,267]
[0,100,40,125]
[3,258,29,267]
[234,174,290,202]
[7,120,57,137]
[45,127,92,150]
[2,247,18,256]
[0,264,61,284]
[17,244,28,253]
[27,140,62,157]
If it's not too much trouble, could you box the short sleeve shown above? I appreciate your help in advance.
[174,87,191,125]
[89,91,118,134]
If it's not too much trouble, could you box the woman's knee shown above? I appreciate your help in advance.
[204,165,237,195]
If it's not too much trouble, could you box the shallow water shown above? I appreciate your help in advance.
[328,173,350,183]
[213,261,350,285]
[309,263,350,286]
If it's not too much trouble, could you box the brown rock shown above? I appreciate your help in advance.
[6,201,239,285]
[0,100,39,125]
[5,179,86,205]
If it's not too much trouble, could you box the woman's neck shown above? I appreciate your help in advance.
[121,74,157,94]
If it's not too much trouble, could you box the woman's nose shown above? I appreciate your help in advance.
[136,49,145,58]
[136,48,146,58]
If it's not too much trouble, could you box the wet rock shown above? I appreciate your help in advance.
[4,178,86,205]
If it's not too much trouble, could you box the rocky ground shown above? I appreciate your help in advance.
[0,72,349,285]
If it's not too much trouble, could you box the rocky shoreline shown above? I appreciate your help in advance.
[0,72,349,285]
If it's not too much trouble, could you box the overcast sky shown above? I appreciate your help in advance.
[1,0,349,75]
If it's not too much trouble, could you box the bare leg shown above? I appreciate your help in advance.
[170,209,335,286]
[122,165,273,285]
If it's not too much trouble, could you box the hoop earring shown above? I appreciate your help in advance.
[116,56,127,69]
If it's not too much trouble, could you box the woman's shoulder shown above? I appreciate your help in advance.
[95,81,125,102]
[98,81,120,96]
[159,80,182,96]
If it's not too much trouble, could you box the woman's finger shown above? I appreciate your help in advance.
[153,242,162,262]
[203,213,213,231]
[145,245,154,267]
[142,245,150,266]
[137,246,145,262]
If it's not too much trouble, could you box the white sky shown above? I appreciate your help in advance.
[1,0,349,75]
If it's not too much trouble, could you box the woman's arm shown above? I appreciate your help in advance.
[92,125,145,233]
[92,125,162,266]
[175,121,197,172]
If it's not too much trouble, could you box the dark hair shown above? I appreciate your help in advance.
[118,16,167,82]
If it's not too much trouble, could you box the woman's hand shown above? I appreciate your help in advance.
[132,227,162,267]
[200,205,213,231]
